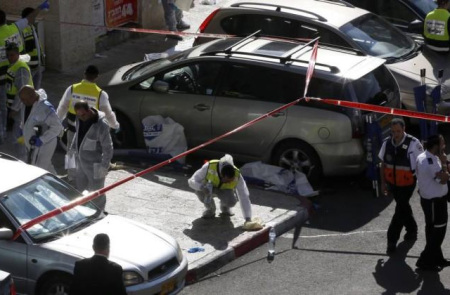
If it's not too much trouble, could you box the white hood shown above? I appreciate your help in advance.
[42,215,178,273]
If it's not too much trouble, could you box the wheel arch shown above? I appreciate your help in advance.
[35,270,73,295]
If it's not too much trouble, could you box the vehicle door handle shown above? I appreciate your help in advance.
[271,112,285,117]
[194,104,211,111]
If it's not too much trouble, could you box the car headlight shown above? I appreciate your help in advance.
[122,271,144,286]
[176,243,183,263]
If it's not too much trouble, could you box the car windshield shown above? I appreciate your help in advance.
[340,13,416,59]
[0,174,99,242]
[406,0,437,16]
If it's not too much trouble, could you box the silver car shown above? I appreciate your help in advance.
[0,154,187,295]
[0,270,14,295]
[103,36,400,184]
[194,0,450,115]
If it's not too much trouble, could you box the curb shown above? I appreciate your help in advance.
[185,206,309,284]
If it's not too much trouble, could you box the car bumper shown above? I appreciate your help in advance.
[127,256,188,295]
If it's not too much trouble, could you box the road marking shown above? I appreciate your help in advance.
[282,229,387,239]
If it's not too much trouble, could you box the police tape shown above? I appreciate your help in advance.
[60,20,231,39]
[318,98,450,122]
[12,95,449,240]
[59,21,313,42]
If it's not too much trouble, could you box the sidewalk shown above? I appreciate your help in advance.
[2,0,310,284]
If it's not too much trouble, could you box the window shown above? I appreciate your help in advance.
[220,14,350,47]
[138,62,222,95]
[217,64,287,102]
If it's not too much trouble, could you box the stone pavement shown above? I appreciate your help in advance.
[0,0,310,285]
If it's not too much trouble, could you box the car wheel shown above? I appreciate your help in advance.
[112,112,136,149]
[38,273,72,295]
[272,141,322,187]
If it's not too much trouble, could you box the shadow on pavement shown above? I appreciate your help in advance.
[372,240,421,295]
[183,216,241,250]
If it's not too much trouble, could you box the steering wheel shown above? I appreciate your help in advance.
[177,72,198,93]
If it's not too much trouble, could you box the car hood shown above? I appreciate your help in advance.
[41,214,178,272]
[97,63,141,87]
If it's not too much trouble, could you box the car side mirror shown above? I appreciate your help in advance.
[0,228,13,240]
[408,19,423,34]
[152,80,169,93]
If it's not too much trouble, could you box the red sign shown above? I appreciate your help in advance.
[105,0,137,27]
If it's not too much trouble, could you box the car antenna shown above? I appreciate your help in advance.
[224,30,261,54]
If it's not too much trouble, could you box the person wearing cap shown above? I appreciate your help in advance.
[0,0,49,144]
[188,154,253,222]
[4,42,33,160]
[423,0,450,53]
[415,134,450,271]
[378,117,423,254]
[57,65,119,181]
[70,233,127,295]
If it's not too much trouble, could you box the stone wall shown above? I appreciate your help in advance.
[1,0,166,71]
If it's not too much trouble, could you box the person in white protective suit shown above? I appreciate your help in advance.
[19,85,62,173]
[68,100,113,211]
[188,154,253,222]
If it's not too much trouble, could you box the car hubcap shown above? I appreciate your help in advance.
[279,149,314,176]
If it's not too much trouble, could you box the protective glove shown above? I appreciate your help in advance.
[30,136,43,147]
[38,0,50,10]
[243,217,264,231]
[16,136,25,145]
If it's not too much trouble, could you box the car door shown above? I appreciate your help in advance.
[138,61,223,148]
[0,209,27,293]
[210,63,288,158]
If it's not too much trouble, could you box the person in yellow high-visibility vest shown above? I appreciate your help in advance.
[5,42,33,161]
[188,154,253,222]
[423,0,450,52]
[0,0,48,144]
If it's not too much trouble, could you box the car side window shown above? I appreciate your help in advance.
[220,14,350,48]
[217,64,285,102]
[140,62,222,95]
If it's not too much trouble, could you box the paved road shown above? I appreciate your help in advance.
[181,177,450,295]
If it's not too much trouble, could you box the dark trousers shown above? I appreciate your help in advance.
[387,183,417,244]
[417,196,448,267]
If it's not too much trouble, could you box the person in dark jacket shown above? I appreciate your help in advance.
[70,233,126,295]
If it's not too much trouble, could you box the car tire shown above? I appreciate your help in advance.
[112,112,136,149]
[38,273,72,295]
[272,140,322,187]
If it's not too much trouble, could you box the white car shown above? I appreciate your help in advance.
[0,153,187,295]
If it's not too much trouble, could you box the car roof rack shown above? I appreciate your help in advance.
[315,0,354,8]
[223,30,261,54]
[0,152,20,161]
[280,36,320,63]
[230,2,327,22]
[201,36,339,73]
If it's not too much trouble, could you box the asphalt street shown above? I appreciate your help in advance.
[181,177,450,295]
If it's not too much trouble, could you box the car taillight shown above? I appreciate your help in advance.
[198,8,220,33]
[10,279,16,295]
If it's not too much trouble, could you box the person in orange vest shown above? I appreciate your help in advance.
[378,117,424,254]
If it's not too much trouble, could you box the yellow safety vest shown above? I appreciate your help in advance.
[424,8,450,52]
[22,25,43,70]
[205,160,240,190]
[0,23,25,83]
[6,59,33,107]
[66,80,102,130]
